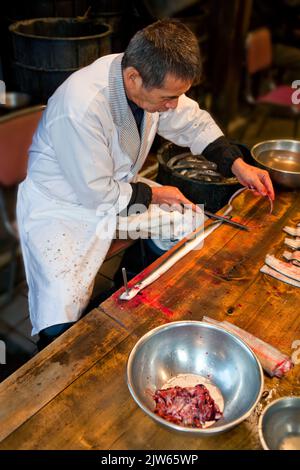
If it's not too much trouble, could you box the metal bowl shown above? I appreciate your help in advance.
[127,321,264,435]
[259,397,300,450]
[0,92,31,110]
[251,139,300,188]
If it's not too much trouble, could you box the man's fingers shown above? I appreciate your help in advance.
[252,177,267,196]
[248,171,275,201]
[173,203,184,213]
[182,200,201,213]
[194,204,203,213]
[176,193,198,212]
[251,190,261,197]
[261,172,275,200]
[250,171,274,198]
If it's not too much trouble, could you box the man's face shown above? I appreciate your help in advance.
[124,68,192,113]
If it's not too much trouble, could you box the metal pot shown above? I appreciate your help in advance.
[156,142,242,213]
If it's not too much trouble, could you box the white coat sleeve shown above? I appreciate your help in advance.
[157,94,224,154]
[48,97,132,212]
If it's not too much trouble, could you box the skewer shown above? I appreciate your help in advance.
[122,267,129,295]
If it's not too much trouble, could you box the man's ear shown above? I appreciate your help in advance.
[124,66,143,89]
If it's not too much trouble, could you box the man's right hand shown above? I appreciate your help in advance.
[151,186,201,213]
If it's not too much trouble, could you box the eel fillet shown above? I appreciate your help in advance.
[284,237,300,250]
[260,264,300,288]
[282,250,300,267]
[283,226,300,237]
[265,254,300,281]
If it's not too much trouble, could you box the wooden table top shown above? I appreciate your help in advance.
[0,189,299,450]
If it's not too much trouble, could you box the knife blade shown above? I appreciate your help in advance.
[204,210,250,231]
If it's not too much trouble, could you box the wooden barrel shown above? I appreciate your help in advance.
[9,17,112,102]
[89,0,125,53]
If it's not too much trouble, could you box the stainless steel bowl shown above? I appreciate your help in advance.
[259,397,300,450]
[127,321,264,435]
[0,92,31,110]
[251,139,300,188]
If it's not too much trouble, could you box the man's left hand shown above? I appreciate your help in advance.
[231,158,275,200]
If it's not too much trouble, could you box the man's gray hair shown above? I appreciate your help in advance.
[122,19,202,89]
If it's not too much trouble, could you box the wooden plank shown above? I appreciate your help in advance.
[1,318,298,450]
[0,310,129,442]
[0,318,166,450]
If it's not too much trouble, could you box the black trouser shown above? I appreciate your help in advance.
[37,322,74,351]
[113,239,163,289]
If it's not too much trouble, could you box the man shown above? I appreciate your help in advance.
[17,19,274,347]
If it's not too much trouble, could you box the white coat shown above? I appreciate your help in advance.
[16,53,223,335]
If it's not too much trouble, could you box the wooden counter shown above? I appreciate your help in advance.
[0,189,299,450]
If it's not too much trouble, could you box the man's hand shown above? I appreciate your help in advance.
[151,186,201,212]
[231,158,275,200]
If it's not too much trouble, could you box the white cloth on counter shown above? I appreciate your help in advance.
[117,204,205,241]
[17,53,223,335]
[132,176,207,251]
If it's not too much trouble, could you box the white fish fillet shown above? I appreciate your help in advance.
[284,237,300,250]
[265,254,300,282]
[283,250,300,267]
[283,226,300,237]
[260,264,300,287]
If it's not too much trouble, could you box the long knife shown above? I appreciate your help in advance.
[204,210,250,231]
